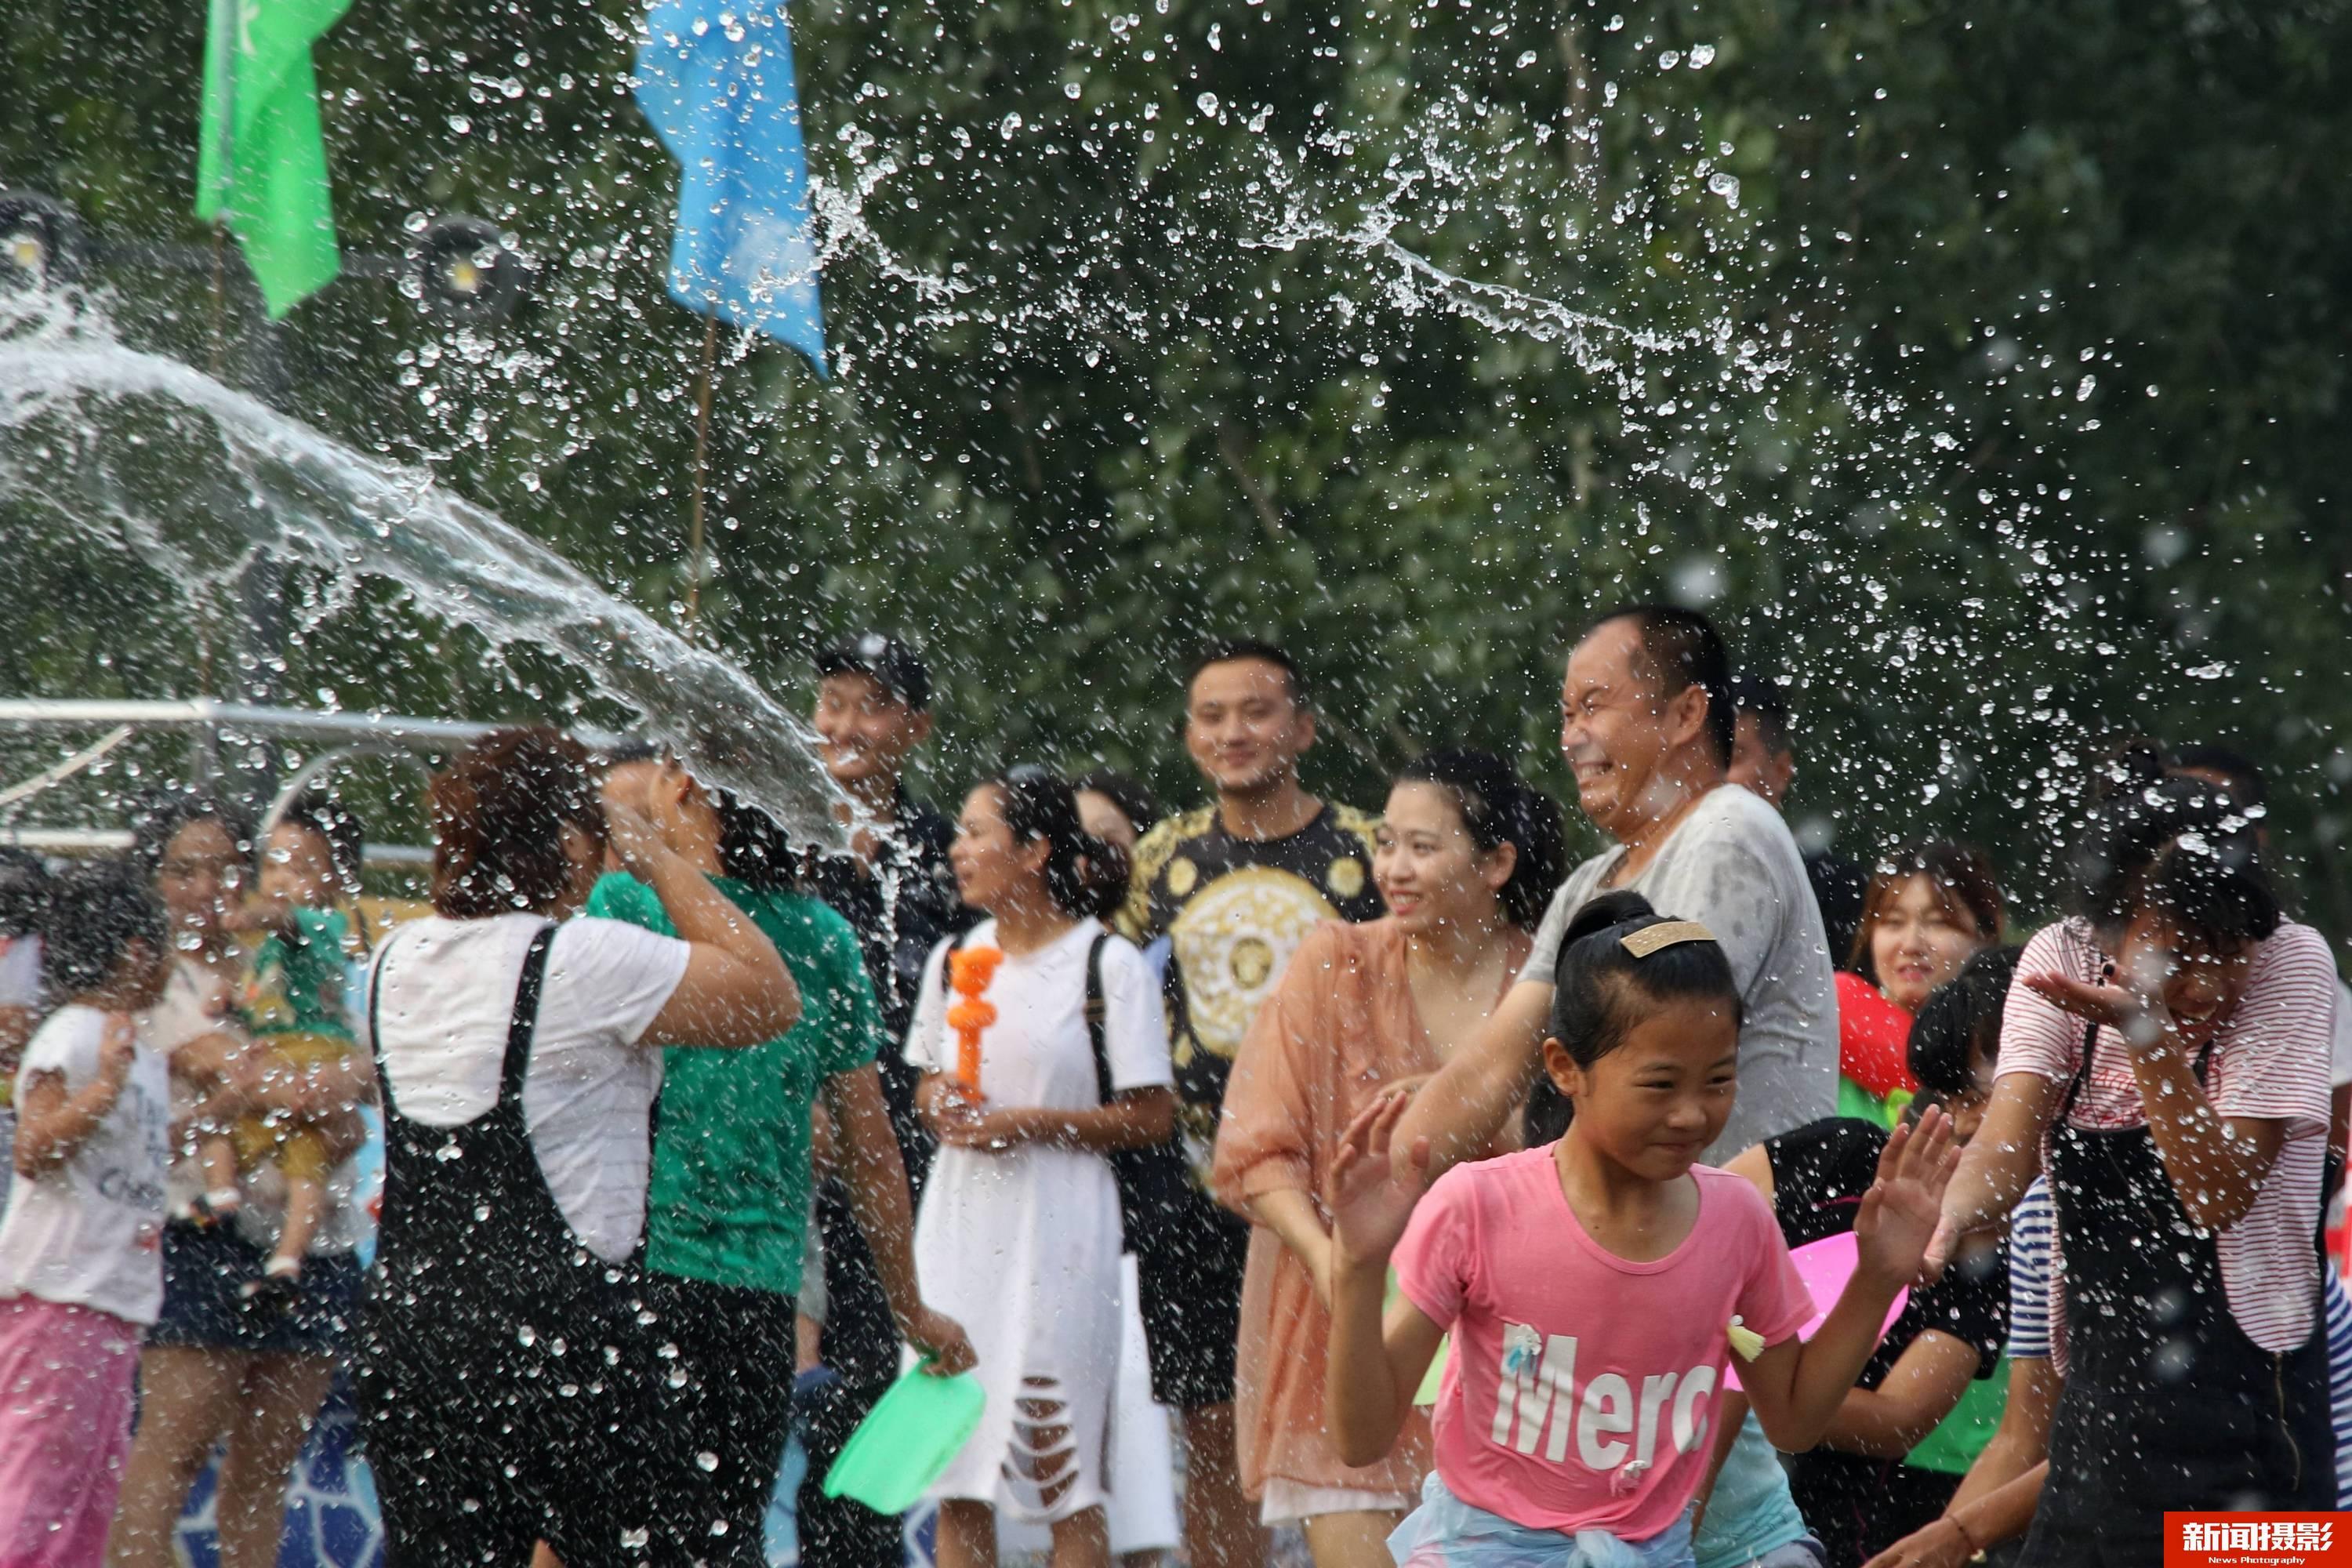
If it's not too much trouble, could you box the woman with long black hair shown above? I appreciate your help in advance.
[906,767,1178,1568]
[1210,747,1564,1567]
[1930,744,2338,1563]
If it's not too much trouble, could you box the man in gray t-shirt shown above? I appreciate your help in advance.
[1397,604,1838,1171]
[1521,780,1835,1159]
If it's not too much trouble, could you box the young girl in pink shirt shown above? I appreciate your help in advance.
[1324,891,1956,1566]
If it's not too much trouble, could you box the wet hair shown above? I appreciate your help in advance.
[0,848,51,941]
[1907,945,2021,1100]
[1731,675,1792,758]
[430,728,604,919]
[1391,748,1569,930]
[713,788,800,894]
[1522,890,1744,1143]
[1584,604,1737,769]
[1073,770,1164,840]
[128,788,256,880]
[599,738,663,768]
[1849,841,2005,978]
[2073,741,2280,947]
[1187,637,1307,708]
[41,858,165,998]
[275,792,365,891]
[990,766,1127,920]
[2172,743,2267,811]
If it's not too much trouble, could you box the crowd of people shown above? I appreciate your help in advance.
[0,606,2344,1568]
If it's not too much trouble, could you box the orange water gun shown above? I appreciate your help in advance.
[946,946,1005,1096]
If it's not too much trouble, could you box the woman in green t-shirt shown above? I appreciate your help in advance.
[589,754,973,1566]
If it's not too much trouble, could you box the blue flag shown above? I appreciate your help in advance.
[635,0,826,371]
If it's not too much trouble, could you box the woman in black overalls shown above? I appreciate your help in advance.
[357,729,800,1566]
[1927,756,2337,1564]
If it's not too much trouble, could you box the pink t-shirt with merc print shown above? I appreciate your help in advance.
[1393,1150,1814,1540]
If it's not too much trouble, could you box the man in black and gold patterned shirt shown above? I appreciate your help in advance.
[1117,638,1381,1568]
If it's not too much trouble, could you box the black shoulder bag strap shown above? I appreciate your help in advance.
[1083,931,1116,1105]
[1083,931,1190,1253]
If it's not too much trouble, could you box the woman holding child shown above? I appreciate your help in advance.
[109,792,374,1568]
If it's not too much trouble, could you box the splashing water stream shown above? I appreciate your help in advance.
[0,294,846,847]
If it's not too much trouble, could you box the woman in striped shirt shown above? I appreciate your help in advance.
[1926,746,2338,1565]
[1867,1178,2352,1566]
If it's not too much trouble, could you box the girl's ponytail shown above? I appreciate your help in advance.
[1523,891,1659,1144]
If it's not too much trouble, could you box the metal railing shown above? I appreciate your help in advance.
[0,698,619,869]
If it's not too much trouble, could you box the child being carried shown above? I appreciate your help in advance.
[187,794,370,1301]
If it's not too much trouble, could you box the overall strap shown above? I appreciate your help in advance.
[2058,991,2218,1126]
[1083,931,1115,1107]
[499,924,559,1112]
[366,930,405,1118]
[2059,1018,2100,1122]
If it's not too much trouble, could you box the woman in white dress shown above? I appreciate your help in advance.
[907,768,1178,1568]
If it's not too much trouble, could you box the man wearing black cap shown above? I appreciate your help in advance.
[799,633,972,1567]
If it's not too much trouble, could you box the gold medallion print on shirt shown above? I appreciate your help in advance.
[1327,856,1367,901]
[1167,856,1199,897]
[1167,865,1340,1065]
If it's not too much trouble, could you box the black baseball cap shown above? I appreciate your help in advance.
[815,633,931,711]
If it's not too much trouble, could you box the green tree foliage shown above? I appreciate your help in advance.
[0,0,2345,930]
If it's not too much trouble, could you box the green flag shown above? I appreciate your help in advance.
[197,0,351,318]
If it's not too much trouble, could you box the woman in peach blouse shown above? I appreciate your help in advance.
[1211,749,1566,1567]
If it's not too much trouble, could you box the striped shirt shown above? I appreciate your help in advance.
[2004,1177,2056,1360]
[2005,1174,2352,1508]
[1995,917,2337,1354]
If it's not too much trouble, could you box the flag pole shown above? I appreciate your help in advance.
[684,315,719,629]
[208,224,229,378]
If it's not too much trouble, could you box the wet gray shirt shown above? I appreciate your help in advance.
[1521,784,1838,1161]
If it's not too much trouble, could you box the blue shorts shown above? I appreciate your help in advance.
[145,1220,360,1357]
[1388,1473,1697,1568]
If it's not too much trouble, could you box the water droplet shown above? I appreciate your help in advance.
[1063,81,1081,100]
[517,1324,537,1346]
[1196,92,1220,118]
[1688,43,1717,67]
[1207,22,1222,49]
[697,1450,720,1472]
[448,114,473,136]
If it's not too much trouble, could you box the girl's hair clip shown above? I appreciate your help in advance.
[1621,920,1715,959]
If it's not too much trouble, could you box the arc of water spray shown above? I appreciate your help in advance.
[0,296,848,848]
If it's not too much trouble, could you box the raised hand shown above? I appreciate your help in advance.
[2020,969,2171,1051]
[1853,1105,1960,1289]
[601,799,668,871]
[1325,1092,1434,1269]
